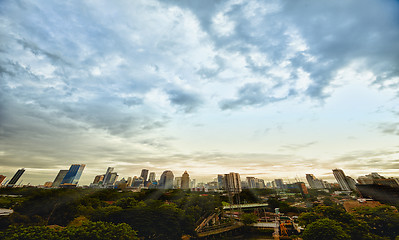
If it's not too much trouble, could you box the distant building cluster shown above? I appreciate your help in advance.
[1,166,398,204]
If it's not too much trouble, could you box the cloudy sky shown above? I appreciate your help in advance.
[1,0,399,185]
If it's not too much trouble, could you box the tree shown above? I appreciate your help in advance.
[241,213,258,225]
[301,218,350,240]
[0,221,138,240]
[64,221,138,240]
[351,206,399,240]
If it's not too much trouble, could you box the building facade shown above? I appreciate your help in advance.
[159,170,174,189]
[332,169,351,191]
[52,170,68,187]
[181,171,190,189]
[60,164,85,186]
[7,168,25,187]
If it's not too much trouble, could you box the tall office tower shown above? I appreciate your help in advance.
[296,182,309,195]
[7,168,25,187]
[247,177,256,189]
[274,179,284,189]
[181,171,190,190]
[103,167,115,185]
[52,170,68,187]
[223,172,242,194]
[60,164,85,186]
[92,175,104,184]
[108,172,119,185]
[175,177,182,189]
[190,179,196,188]
[140,169,149,182]
[257,179,266,188]
[217,174,224,189]
[306,174,317,189]
[306,174,325,189]
[332,169,351,191]
[159,170,174,189]
[0,175,6,185]
[148,172,156,182]
[127,177,133,187]
[346,176,358,191]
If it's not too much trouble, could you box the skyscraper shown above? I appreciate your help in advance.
[181,171,190,190]
[332,169,351,191]
[149,172,156,182]
[108,172,119,185]
[159,170,174,189]
[140,169,149,182]
[103,167,115,185]
[60,164,85,186]
[247,177,256,189]
[217,174,224,189]
[274,179,284,189]
[52,170,68,188]
[7,168,25,187]
[92,175,104,184]
[223,172,242,194]
[306,174,325,189]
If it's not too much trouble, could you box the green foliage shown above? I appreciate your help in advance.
[114,197,139,209]
[64,221,138,240]
[298,212,320,226]
[298,204,399,240]
[94,201,194,240]
[351,206,399,240]
[267,197,300,213]
[0,221,138,240]
[301,218,350,240]
[241,213,258,225]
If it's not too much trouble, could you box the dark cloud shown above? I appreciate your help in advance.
[378,122,399,136]
[166,88,203,113]
[219,82,296,110]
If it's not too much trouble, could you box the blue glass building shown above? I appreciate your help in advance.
[61,164,85,185]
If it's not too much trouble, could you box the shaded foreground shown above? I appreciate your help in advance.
[1,187,399,239]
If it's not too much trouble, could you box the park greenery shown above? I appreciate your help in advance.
[0,187,399,239]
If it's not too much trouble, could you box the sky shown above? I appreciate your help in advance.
[1,0,399,186]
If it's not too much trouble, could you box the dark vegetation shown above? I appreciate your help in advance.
[1,187,399,239]
[0,188,221,240]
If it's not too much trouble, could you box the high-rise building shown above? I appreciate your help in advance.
[92,175,104,184]
[256,179,266,188]
[190,179,196,188]
[52,170,68,188]
[181,171,190,190]
[346,176,358,191]
[127,177,133,187]
[223,172,241,194]
[159,170,174,189]
[175,177,182,189]
[60,164,85,186]
[108,172,119,185]
[296,182,309,195]
[140,169,149,182]
[306,174,326,189]
[103,167,115,185]
[274,179,284,189]
[332,169,351,191]
[0,175,6,185]
[247,177,256,189]
[149,172,156,182]
[217,174,224,189]
[7,168,25,187]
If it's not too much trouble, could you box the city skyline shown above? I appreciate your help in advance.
[1,0,399,185]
